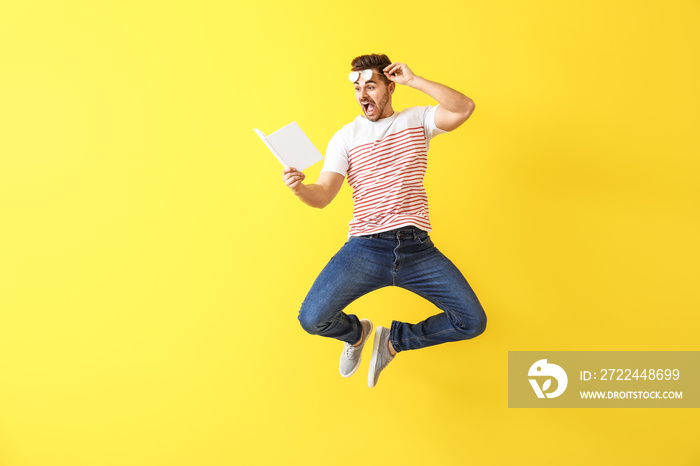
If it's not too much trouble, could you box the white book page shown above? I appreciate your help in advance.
[263,122,323,172]
[253,128,287,167]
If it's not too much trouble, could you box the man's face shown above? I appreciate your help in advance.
[353,71,395,122]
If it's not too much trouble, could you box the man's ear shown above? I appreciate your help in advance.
[388,81,395,95]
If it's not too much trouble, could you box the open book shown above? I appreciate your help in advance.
[254,121,323,172]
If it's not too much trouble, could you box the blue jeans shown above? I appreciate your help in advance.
[298,227,487,352]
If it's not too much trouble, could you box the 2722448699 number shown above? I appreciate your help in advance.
[599,368,680,381]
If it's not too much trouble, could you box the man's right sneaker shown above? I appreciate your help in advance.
[368,326,395,388]
[339,319,373,378]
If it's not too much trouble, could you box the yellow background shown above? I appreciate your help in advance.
[1,0,698,464]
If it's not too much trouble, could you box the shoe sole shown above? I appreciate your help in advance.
[368,326,386,388]
[340,319,373,378]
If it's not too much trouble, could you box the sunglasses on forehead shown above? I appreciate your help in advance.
[348,69,375,83]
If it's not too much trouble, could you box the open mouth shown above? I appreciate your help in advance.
[362,102,376,114]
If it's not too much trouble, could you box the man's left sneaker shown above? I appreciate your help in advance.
[339,319,373,378]
[368,326,395,388]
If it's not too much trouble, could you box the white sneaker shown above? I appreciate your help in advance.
[368,326,395,388]
[339,319,373,377]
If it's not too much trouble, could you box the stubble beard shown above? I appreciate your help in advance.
[363,93,390,122]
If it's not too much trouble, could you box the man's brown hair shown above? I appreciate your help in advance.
[351,53,392,84]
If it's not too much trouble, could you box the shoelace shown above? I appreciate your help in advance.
[344,327,366,359]
[344,343,358,359]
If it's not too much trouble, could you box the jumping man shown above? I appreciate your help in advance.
[283,53,487,388]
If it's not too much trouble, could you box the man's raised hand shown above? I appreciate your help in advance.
[383,62,416,86]
[283,167,305,194]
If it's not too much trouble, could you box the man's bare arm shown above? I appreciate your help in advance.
[282,168,345,208]
[383,62,475,132]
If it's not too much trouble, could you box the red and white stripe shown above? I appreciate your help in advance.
[346,126,431,236]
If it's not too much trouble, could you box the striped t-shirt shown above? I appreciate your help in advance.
[322,105,447,237]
